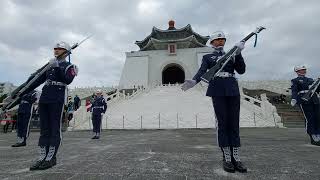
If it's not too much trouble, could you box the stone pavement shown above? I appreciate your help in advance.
[0,128,319,180]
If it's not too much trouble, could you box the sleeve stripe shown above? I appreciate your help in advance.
[65,64,74,74]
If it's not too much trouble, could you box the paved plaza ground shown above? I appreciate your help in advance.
[0,128,319,180]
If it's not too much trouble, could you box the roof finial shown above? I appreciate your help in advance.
[168,20,176,30]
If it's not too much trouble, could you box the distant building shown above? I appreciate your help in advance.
[119,20,212,89]
[0,82,16,96]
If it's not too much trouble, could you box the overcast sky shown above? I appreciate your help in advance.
[0,0,319,88]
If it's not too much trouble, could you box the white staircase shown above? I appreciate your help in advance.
[70,83,282,130]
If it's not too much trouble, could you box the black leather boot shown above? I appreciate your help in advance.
[38,157,57,170]
[223,159,235,173]
[232,160,247,173]
[230,147,248,173]
[11,142,26,147]
[30,160,44,171]
[310,137,320,146]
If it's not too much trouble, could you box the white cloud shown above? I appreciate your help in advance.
[0,0,319,88]
[137,0,163,15]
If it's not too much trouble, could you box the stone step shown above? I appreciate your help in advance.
[283,124,305,128]
[243,89,306,129]
[276,106,297,109]
[279,112,302,116]
[276,105,298,108]
[275,106,297,110]
[283,120,304,123]
[282,118,305,122]
[276,106,300,110]
[281,115,304,119]
[278,110,302,113]
[278,111,301,114]
[281,119,304,123]
[284,121,305,124]
[281,114,304,118]
[282,117,305,122]
[283,118,305,122]
[279,114,303,119]
[277,110,302,114]
[283,120,305,124]
[275,103,292,107]
[283,117,305,121]
[278,112,304,117]
[276,104,297,107]
[283,121,305,125]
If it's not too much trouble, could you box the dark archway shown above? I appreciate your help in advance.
[162,64,185,84]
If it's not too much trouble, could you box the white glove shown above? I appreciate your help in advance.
[235,41,245,55]
[101,113,104,116]
[290,99,297,107]
[49,58,59,67]
[181,80,197,91]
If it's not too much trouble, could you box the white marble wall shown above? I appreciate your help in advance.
[119,47,213,89]
[0,82,16,96]
[68,86,116,99]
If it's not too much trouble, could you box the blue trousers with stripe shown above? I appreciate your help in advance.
[38,102,64,148]
[92,114,102,133]
[212,96,241,147]
[300,104,320,135]
[17,112,32,139]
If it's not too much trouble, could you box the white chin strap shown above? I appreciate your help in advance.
[297,72,306,76]
[213,46,224,51]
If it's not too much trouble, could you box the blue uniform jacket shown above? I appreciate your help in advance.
[193,50,246,97]
[91,96,107,115]
[291,76,319,104]
[27,59,77,103]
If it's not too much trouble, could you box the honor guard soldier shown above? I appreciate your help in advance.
[27,41,78,170]
[291,65,320,146]
[73,95,81,111]
[182,31,247,173]
[11,90,38,147]
[90,89,107,139]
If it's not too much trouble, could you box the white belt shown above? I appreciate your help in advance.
[21,100,30,104]
[93,106,104,109]
[298,90,308,94]
[216,72,235,78]
[45,80,66,86]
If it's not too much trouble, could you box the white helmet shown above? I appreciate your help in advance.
[294,65,307,72]
[96,89,102,94]
[208,31,226,43]
[54,41,71,51]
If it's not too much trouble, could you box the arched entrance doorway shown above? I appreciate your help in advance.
[162,64,185,84]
